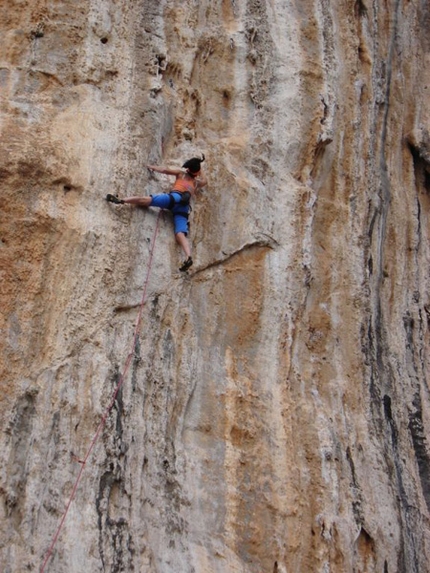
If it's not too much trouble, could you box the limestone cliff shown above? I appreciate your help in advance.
[2,0,430,572]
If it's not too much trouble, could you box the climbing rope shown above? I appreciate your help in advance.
[40,211,163,572]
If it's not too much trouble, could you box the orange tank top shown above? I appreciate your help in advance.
[172,175,196,194]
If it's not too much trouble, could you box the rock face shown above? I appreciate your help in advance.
[2,0,430,572]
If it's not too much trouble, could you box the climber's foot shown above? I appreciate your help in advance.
[179,257,193,272]
[106,194,124,204]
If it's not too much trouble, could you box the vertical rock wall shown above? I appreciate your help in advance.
[1,0,430,572]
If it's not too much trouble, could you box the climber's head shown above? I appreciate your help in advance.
[183,154,205,176]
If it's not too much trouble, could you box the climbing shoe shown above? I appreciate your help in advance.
[179,257,193,272]
[106,194,124,204]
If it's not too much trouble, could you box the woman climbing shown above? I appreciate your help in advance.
[106,154,208,272]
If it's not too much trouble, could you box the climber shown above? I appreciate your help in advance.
[106,155,208,272]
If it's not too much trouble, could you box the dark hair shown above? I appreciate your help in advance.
[182,153,205,175]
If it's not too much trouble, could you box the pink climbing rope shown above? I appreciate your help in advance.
[40,211,163,572]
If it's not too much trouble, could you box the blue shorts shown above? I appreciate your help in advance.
[150,192,190,235]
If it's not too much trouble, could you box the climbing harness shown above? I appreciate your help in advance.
[40,211,163,573]
[168,191,191,209]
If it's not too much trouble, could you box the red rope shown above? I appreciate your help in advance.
[40,211,163,572]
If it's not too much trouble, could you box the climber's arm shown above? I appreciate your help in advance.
[147,165,182,176]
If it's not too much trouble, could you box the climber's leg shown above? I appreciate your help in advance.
[122,196,152,207]
[175,232,192,259]
[172,211,192,270]
[106,193,172,208]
